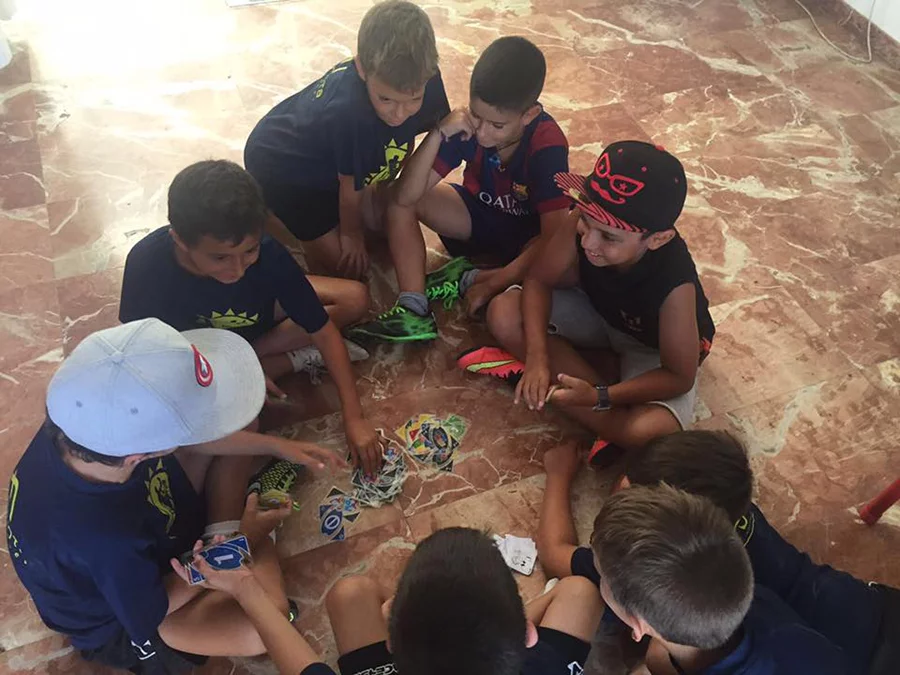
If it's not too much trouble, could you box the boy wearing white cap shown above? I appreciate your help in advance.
[6,319,325,673]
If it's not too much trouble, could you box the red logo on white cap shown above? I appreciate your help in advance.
[191,345,214,387]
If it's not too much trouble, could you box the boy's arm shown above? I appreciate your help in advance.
[337,174,368,279]
[394,108,475,207]
[307,320,381,477]
[608,282,698,405]
[515,213,580,409]
[551,283,699,408]
[188,430,346,473]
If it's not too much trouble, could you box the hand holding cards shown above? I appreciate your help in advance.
[180,534,253,586]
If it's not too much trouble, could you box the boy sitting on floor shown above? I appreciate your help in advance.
[6,319,324,673]
[349,36,570,342]
[464,141,714,467]
[592,484,849,675]
[539,432,898,675]
[119,160,382,476]
[326,528,603,675]
[244,0,449,280]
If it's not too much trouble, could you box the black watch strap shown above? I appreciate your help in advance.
[593,384,611,412]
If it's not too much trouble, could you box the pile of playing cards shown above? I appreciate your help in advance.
[396,413,468,472]
[350,432,409,508]
[493,534,538,575]
[318,487,360,541]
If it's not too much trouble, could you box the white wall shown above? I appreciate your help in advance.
[842,0,900,43]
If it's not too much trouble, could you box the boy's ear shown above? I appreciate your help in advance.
[169,229,190,253]
[525,619,539,648]
[645,229,676,251]
[521,102,542,126]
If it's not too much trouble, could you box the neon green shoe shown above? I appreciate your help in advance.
[425,257,475,309]
[347,304,438,342]
[247,458,301,510]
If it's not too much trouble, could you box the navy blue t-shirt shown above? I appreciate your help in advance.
[244,59,450,192]
[119,227,329,343]
[686,585,849,675]
[6,425,205,650]
[433,110,570,218]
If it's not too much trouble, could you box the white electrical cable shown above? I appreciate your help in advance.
[794,0,877,64]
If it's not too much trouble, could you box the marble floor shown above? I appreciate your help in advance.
[1,0,899,672]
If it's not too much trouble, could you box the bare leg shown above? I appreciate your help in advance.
[204,454,256,523]
[158,534,289,656]
[301,229,344,278]
[387,184,473,295]
[325,576,389,655]
[538,441,583,579]
[253,279,369,381]
[487,291,680,449]
[527,576,605,643]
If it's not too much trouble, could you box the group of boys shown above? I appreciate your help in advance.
[5,2,896,675]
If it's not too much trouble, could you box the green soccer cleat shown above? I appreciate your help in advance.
[425,257,475,309]
[247,458,301,497]
[347,304,438,343]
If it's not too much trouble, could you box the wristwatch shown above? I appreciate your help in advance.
[593,385,612,412]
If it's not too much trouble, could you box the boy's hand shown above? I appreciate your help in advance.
[516,358,551,410]
[546,373,597,408]
[345,416,382,478]
[338,231,369,280]
[240,492,292,545]
[464,277,500,317]
[170,537,256,597]
[283,439,347,474]
[438,108,477,141]
[265,375,288,400]
[543,440,582,481]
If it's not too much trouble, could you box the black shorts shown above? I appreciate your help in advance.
[439,184,540,265]
[80,629,207,675]
[870,583,900,675]
[251,173,340,242]
[335,628,589,675]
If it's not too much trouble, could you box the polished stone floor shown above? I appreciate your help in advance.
[0,0,898,672]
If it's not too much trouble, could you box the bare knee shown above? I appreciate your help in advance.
[486,290,524,348]
[326,576,380,615]
[620,406,681,449]
[554,575,601,601]
[344,281,371,324]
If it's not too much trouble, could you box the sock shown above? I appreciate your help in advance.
[398,291,429,317]
[459,269,480,297]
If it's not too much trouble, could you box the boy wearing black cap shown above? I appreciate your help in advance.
[472,141,714,465]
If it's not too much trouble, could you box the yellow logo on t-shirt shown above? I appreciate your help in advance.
[146,460,176,534]
[365,139,409,186]
[202,309,260,329]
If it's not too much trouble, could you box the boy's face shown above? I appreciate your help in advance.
[576,208,674,269]
[363,73,427,127]
[468,97,538,150]
[173,232,262,284]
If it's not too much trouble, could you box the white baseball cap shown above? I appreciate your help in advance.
[46,318,266,457]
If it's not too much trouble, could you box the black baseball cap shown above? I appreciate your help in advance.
[555,140,687,233]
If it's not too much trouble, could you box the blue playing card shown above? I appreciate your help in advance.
[184,535,251,585]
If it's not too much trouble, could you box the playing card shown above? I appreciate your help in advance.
[320,508,345,540]
[396,414,433,445]
[493,534,537,576]
[183,535,251,585]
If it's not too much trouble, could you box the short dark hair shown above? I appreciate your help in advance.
[44,417,126,467]
[625,431,753,522]
[167,160,267,247]
[357,0,439,92]
[470,36,546,113]
[389,528,526,675]
[592,485,753,650]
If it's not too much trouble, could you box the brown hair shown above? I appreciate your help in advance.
[591,485,753,649]
[625,430,753,522]
[357,1,439,92]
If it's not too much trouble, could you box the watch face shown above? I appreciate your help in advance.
[594,385,611,411]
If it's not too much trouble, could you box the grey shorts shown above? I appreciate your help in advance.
[530,286,698,429]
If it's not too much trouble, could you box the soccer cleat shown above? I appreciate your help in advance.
[347,304,438,342]
[587,439,626,470]
[425,257,475,309]
[247,458,301,498]
[456,346,525,387]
